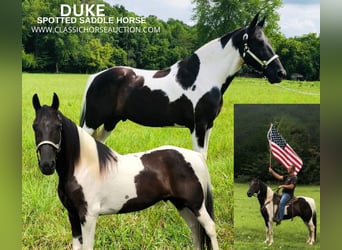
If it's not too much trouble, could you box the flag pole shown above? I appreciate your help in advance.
[267,123,273,168]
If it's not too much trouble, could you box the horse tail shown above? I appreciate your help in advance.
[80,73,98,127]
[200,184,214,249]
[79,100,86,127]
[313,209,317,242]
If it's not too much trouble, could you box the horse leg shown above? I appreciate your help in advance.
[68,212,83,250]
[94,118,121,143]
[94,126,113,143]
[196,204,219,250]
[191,127,212,160]
[82,124,96,137]
[178,208,201,250]
[264,221,273,246]
[305,221,315,245]
[81,214,98,250]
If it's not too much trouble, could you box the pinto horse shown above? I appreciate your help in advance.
[247,178,317,246]
[32,93,218,250]
[79,14,286,159]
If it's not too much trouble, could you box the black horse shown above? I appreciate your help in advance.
[79,14,286,159]
[247,177,317,245]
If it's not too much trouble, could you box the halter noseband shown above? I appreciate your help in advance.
[242,33,279,70]
[35,129,62,160]
[36,139,61,153]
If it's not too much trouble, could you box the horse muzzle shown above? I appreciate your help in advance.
[268,68,287,84]
[39,160,56,175]
[247,191,253,197]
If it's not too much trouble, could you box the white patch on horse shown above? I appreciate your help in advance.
[137,39,242,106]
[75,127,143,215]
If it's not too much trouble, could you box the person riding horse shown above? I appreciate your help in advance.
[268,165,297,225]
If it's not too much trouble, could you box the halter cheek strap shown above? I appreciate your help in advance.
[242,33,279,69]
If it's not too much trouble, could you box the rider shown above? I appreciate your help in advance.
[268,165,297,225]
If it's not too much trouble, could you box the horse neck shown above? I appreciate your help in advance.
[195,35,243,90]
[257,181,274,207]
[56,114,80,180]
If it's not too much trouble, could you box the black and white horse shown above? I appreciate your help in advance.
[247,178,317,246]
[32,93,218,250]
[79,14,286,159]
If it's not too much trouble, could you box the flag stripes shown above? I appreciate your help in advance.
[267,124,303,175]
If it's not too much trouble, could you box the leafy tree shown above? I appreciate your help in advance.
[276,33,320,80]
[192,0,282,44]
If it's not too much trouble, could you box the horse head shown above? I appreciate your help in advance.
[32,93,62,175]
[237,13,286,83]
[247,177,260,197]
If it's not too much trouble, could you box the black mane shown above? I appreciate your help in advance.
[56,112,80,178]
[95,140,117,173]
[57,111,117,176]
[220,28,243,49]
[256,179,269,207]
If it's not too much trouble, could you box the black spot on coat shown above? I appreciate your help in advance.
[176,53,200,90]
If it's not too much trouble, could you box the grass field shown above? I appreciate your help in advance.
[22,73,319,249]
[234,183,320,249]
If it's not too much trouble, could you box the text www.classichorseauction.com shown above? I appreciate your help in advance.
[30,4,161,34]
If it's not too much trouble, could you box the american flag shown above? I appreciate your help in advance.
[267,124,303,175]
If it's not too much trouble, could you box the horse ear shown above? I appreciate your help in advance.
[258,17,266,28]
[51,93,59,110]
[248,13,259,31]
[32,94,41,111]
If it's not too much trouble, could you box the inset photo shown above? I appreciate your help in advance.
[234,104,320,249]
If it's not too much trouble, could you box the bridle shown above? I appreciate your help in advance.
[35,129,62,161]
[249,181,261,198]
[242,33,279,70]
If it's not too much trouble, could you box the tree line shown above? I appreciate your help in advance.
[234,104,320,184]
[22,0,320,80]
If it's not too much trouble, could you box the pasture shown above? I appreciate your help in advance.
[234,183,320,249]
[22,73,319,249]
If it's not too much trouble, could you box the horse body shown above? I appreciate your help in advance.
[80,14,286,159]
[247,178,316,246]
[33,93,218,250]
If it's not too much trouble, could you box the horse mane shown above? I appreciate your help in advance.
[56,112,80,178]
[58,111,117,175]
[95,140,117,173]
[257,179,270,206]
[220,27,244,48]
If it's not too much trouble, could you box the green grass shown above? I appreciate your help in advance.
[234,183,320,249]
[22,73,319,249]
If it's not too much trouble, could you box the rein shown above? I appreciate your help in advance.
[242,33,279,70]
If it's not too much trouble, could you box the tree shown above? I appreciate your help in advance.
[276,33,320,80]
[192,0,283,44]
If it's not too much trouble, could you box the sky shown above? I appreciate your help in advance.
[105,0,320,37]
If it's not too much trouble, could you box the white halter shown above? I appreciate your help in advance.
[242,33,279,69]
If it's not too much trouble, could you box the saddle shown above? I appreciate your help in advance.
[272,192,297,206]
[272,192,297,219]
